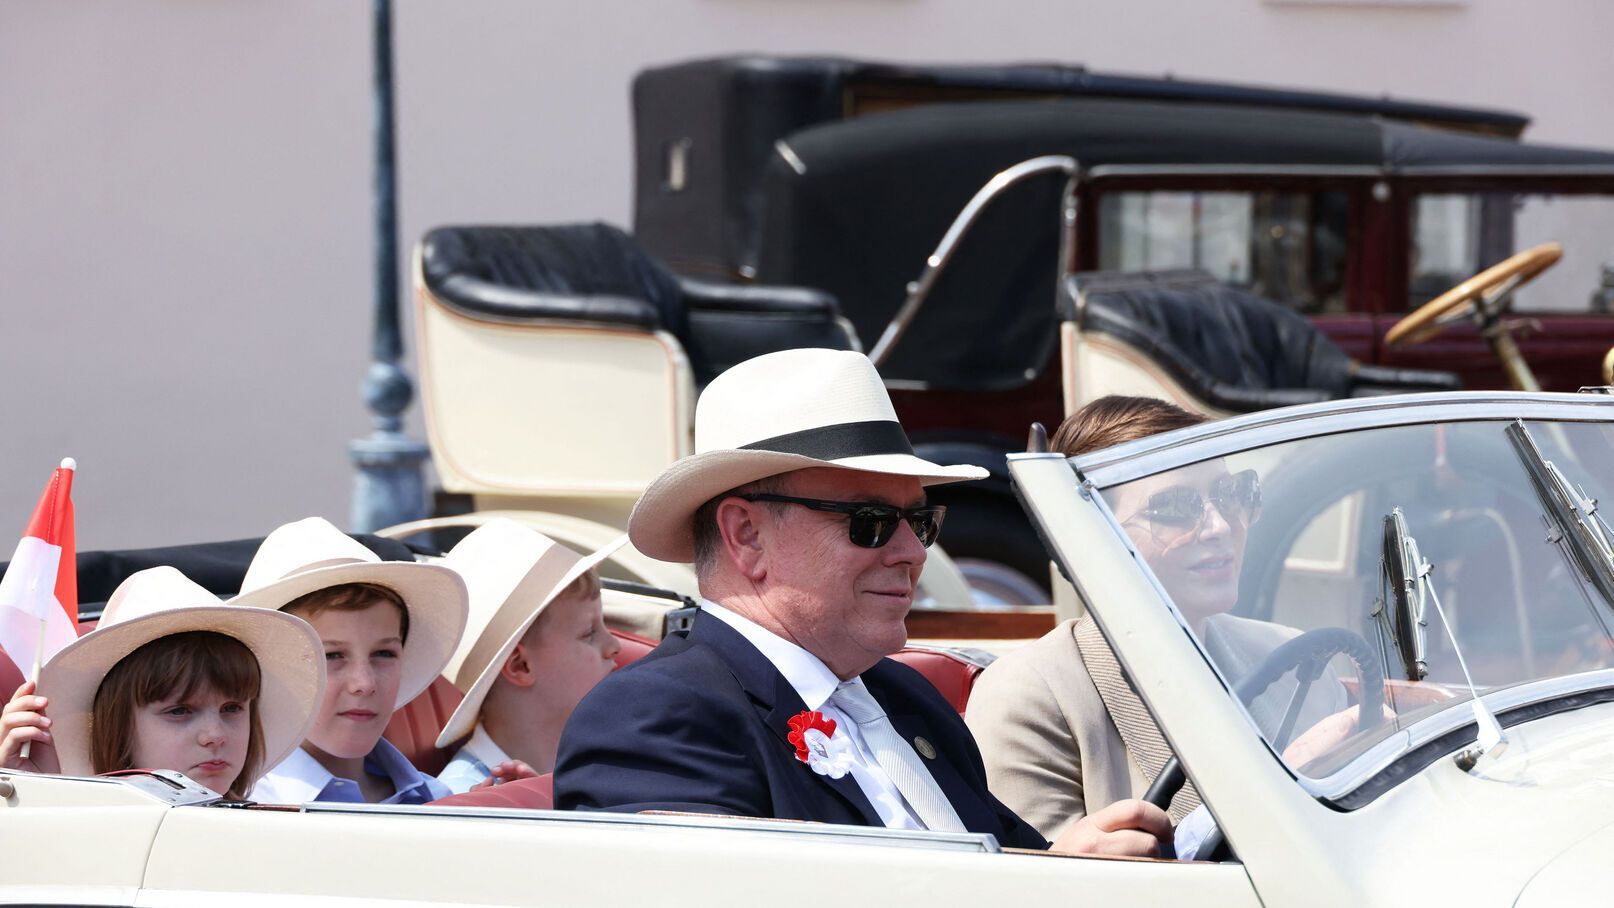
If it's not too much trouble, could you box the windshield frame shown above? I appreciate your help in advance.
[1068,391,1614,801]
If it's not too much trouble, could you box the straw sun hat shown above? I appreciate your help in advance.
[231,517,469,709]
[38,566,326,777]
[434,520,627,748]
[627,348,989,563]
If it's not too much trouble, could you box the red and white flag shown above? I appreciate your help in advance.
[0,459,78,680]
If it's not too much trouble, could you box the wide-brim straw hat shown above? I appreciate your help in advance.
[433,520,627,747]
[231,517,468,709]
[38,566,326,779]
[628,348,989,563]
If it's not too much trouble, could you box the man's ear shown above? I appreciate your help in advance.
[498,642,539,689]
[714,497,768,582]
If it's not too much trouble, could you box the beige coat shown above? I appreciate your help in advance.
[965,616,1199,840]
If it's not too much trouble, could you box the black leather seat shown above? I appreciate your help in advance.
[1066,270,1461,412]
[419,223,856,384]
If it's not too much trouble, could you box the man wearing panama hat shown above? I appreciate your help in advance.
[556,349,1172,856]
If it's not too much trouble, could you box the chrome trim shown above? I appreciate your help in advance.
[1302,669,1614,799]
[774,140,808,176]
[1074,392,1614,488]
[1085,164,1614,180]
[1088,164,1383,180]
[298,802,1001,853]
[870,155,1080,367]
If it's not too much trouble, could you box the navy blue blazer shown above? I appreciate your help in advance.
[554,610,1049,850]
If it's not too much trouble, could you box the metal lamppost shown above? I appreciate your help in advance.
[349,0,429,533]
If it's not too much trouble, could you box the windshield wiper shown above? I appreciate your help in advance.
[1373,507,1430,681]
[1505,420,1614,610]
[1374,506,1508,767]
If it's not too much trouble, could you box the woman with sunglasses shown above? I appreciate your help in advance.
[968,397,1361,857]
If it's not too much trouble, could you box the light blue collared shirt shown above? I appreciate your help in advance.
[437,723,513,795]
[249,738,451,805]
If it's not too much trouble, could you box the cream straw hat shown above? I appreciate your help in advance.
[38,566,325,778]
[434,520,626,748]
[231,517,468,708]
[628,348,989,562]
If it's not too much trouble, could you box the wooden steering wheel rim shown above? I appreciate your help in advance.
[1385,242,1563,348]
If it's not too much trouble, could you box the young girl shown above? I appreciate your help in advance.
[0,566,324,799]
[233,517,468,804]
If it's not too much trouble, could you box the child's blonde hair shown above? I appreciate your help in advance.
[90,630,266,799]
[522,568,603,644]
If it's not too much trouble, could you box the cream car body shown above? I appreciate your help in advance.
[6,391,1614,906]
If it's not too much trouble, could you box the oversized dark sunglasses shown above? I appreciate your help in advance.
[1137,469,1263,535]
[738,493,947,549]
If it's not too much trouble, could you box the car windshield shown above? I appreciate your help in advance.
[1098,416,1614,782]
[1409,191,1614,313]
[1097,189,1349,315]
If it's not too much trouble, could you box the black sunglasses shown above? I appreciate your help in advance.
[1138,469,1263,533]
[737,493,947,549]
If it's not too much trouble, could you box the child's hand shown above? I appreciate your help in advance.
[1,680,62,774]
[469,759,538,790]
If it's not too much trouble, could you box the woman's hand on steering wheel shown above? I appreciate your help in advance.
[1141,626,1388,861]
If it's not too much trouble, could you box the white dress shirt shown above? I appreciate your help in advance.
[701,600,930,831]
[437,723,514,795]
[249,738,451,805]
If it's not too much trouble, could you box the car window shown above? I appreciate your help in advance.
[1101,418,1614,782]
[1409,192,1614,314]
[1096,190,1349,315]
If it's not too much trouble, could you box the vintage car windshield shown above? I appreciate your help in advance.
[1097,189,1349,315]
[1098,416,1614,782]
[1410,191,1614,313]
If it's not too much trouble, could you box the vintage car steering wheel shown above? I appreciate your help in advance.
[1384,242,1561,349]
[1143,626,1385,861]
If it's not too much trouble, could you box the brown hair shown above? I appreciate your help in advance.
[90,630,266,799]
[282,582,409,642]
[690,475,786,577]
[1051,396,1204,458]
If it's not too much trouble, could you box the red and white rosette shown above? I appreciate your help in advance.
[788,710,855,779]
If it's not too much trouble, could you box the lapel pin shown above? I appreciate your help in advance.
[914,736,937,760]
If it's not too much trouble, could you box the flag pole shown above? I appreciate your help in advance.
[19,606,46,761]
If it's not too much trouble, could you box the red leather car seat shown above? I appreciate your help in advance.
[612,629,657,668]
[383,675,466,776]
[890,646,995,716]
[386,629,660,775]
[428,773,554,810]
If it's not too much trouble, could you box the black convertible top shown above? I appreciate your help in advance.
[776,97,1614,178]
[750,99,1614,391]
[0,534,418,618]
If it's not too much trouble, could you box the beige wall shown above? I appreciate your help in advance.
[4,0,1612,550]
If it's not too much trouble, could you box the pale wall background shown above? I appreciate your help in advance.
[3,0,1612,550]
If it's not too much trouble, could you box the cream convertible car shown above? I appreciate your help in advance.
[7,392,1614,906]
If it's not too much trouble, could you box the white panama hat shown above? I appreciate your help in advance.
[231,517,469,709]
[433,520,627,748]
[38,565,326,779]
[628,348,989,563]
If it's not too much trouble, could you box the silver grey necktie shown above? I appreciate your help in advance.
[829,681,967,833]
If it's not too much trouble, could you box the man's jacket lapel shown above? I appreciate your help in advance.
[689,611,884,827]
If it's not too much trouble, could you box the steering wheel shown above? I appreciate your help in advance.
[1143,626,1385,861]
[1385,242,1561,349]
